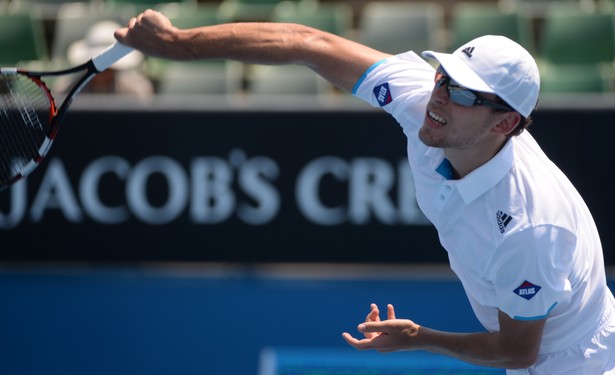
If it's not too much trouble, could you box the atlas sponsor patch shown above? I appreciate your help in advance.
[373,83,392,106]
[514,280,541,300]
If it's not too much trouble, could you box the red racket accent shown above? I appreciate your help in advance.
[0,42,133,190]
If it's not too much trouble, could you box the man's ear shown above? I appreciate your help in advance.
[494,112,521,136]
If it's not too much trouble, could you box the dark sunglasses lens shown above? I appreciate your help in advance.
[448,87,477,107]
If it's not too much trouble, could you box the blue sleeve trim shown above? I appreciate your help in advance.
[351,58,388,95]
[513,302,558,321]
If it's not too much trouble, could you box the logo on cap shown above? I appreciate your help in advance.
[373,83,392,107]
[462,46,475,58]
[514,280,542,300]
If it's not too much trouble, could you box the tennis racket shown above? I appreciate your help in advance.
[0,42,134,191]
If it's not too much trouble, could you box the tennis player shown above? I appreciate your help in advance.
[115,10,615,374]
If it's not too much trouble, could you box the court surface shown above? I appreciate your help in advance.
[0,263,612,375]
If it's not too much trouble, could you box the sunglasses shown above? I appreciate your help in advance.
[434,67,513,112]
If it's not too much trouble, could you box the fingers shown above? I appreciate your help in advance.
[366,303,380,323]
[344,304,409,353]
[113,28,126,41]
[341,332,356,345]
[364,303,396,323]
[114,16,136,43]
[341,332,361,348]
[115,10,168,50]
[387,304,396,320]
[341,332,372,350]
[135,10,151,25]
[347,303,399,337]
[358,304,398,333]
[358,321,382,333]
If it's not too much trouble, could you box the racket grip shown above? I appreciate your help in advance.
[91,42,135,72]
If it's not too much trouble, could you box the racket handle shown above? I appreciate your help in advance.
[91,42,135,72]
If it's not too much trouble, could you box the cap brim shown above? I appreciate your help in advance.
[422,50,494,94]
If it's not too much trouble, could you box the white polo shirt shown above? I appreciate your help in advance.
[353,51,613,354]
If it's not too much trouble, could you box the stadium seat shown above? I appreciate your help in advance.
[355,1,446,56]
[157,2,228,28]
[449,2,535,53]
[157,60,244,95]
[9,0,89,18]
[247,64,333,96]
[539,3,615,65]
[537,3,615,93]
[0,10,48,66]
[217,0,297,22]
[540,64,613,94]
[498,0,594,16]
[106,0,198,13]
[51,3,135,67]
[271,0,353,38]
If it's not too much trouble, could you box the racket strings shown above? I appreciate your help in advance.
[0,74,52,184]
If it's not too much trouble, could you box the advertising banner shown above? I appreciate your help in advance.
[0,107,611,264]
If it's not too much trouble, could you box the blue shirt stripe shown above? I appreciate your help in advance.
[514,302,558,321]
[352,58,388,95]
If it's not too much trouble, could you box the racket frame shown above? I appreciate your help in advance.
[0,42,133,189]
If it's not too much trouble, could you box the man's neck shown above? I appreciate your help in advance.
[444,138,508,179]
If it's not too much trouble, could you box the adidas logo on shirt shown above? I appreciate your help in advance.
[496,210,512,233]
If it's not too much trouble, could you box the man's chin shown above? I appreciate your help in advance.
[418,125,440,147]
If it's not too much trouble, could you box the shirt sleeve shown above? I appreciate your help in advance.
[488,225,575,320]
[352,51,435,138]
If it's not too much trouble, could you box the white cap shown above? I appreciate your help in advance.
[68,20,144,70]
[422,35,540,117]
